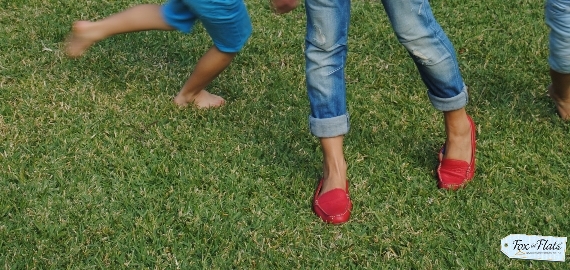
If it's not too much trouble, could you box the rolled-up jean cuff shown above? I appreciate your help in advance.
[309,113,350,138]
[428,86,469,112]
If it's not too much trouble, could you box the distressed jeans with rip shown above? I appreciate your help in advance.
[305,0,468,138]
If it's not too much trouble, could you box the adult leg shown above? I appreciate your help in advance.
[305,0,352,223]
[443,108,473,166]
[66,4,174,57]
[381,0,474,187]
[306,0,350,194]
[320,136,347,193]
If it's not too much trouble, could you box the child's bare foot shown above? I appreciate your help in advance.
[65,21,101,58]
[174,89,226,109]
[548,84,570,120]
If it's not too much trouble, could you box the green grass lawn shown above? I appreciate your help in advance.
[1,0,569,268]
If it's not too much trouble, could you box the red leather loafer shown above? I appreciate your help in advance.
[313,178,352,224]
[437,115,476,190]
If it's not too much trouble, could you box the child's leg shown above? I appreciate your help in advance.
[545,0,570,120]
[66,4,173,57]
[548,69,570,120]
[173,46,236,108]
[167,0,250,108]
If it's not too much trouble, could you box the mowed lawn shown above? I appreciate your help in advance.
[0,0,568,269]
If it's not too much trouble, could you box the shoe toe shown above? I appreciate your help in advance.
[313,182,352,224]
[314,189,351,216]
[438,159,475,190]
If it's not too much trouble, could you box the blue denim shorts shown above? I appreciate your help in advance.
[546,0,570,73]
[161,0,252,53]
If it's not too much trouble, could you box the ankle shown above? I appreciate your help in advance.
[73,21,106,42]
[320,160,347,193]
[446,118,471,139]
[176,89,201,101]
[549,84,570,103]
[323,158,346,178]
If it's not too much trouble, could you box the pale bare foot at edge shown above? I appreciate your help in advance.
[65,21,100,58]
[173,89,226,109]
[548,84,570,120]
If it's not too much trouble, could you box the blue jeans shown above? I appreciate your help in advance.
[546,0,570,73]
[305,0,468,138]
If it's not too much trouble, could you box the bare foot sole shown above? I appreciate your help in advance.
[174,90,226,109]
[65,21,99,58]
[547,84,570,120]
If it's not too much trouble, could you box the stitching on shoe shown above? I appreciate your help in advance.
[314,193,351,217]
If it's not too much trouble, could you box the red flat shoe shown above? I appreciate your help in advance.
[437,115,476,190]
[313,178,352,224]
